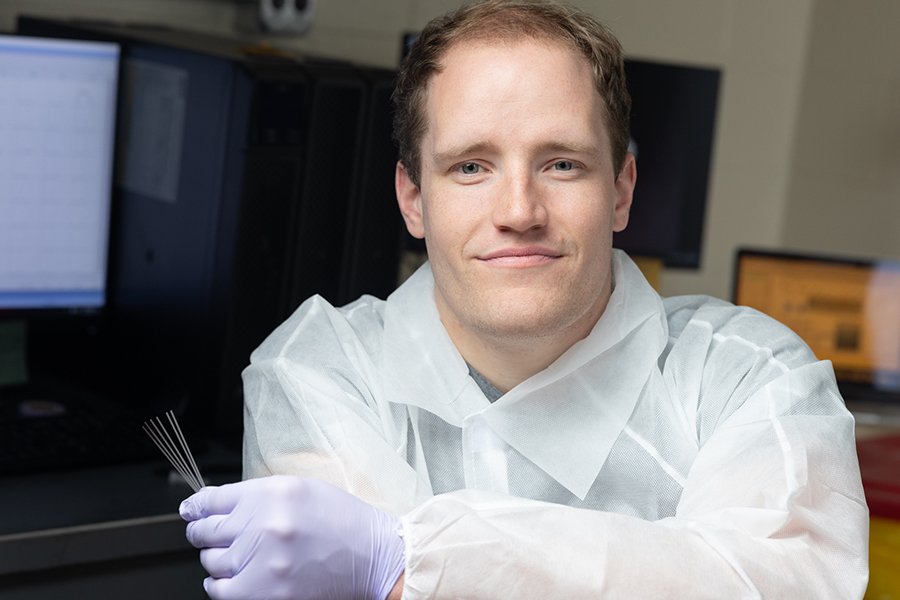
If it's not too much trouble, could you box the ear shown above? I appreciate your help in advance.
[396,161,426,239]
[612,152,636,233]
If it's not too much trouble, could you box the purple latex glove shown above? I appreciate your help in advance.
[179,475,405,600]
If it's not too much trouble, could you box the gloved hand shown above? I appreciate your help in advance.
[179,475,405,600]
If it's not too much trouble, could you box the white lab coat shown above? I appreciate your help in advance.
[243,250,869,599]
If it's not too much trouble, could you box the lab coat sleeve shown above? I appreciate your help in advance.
[399,362,869,599]
[242,309,430,515]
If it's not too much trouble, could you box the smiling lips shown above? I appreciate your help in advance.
[478,246,563,267]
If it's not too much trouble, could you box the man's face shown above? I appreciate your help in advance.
[396,39,635,347]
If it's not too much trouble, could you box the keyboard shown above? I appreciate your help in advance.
[0,384,160,475]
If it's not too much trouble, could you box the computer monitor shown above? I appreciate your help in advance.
[613,59,720,269]
[0,34,119,316]
[733,248,900,395]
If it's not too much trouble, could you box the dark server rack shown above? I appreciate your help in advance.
[16,17,403,441]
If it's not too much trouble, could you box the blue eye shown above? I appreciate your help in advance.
[459,162,481,175]
[554,160,575,171]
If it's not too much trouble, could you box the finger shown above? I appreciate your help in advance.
[204,576,244,600]
[180,481,246,520]
[203,576,228,600]
[185,514,239,549]
[199,547,236,579]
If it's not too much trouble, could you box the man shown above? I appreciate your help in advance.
[179,1,869,598]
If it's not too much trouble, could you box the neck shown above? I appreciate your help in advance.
[462,335,577,394]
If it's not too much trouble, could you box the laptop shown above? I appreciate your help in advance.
[732,248,900,425]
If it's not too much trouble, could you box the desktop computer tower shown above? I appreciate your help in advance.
[16,17,403,440]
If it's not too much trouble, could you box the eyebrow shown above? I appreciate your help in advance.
[536,141,604,157]
[431,141,497,165]
[431,140,604,165]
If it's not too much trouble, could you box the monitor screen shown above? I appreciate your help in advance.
[613,59,720,269]
[733,249,900,392]
[0,34,119,313]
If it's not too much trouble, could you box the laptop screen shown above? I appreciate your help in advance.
[733,249,900,393]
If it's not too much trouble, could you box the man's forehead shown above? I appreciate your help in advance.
[421,39,608,153]
[425,39,596,105]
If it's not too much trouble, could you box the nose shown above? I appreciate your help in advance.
[492,172,548,233]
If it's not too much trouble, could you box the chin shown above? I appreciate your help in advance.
[473,299,592,341]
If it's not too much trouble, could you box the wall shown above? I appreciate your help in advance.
[781,0,900,263]
[5,0,896,300]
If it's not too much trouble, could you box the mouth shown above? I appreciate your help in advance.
[477,246,564,267]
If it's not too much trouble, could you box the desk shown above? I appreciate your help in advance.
[0,443,240,599]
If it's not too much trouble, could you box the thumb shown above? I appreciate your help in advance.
[180,479,267,521]
[180,485,225,521]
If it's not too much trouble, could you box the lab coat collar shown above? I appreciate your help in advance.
[381,263,475,424]
[481,252,667,498]
[382,252,669,499]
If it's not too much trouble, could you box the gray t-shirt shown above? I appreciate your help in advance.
[468,365,503,403]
